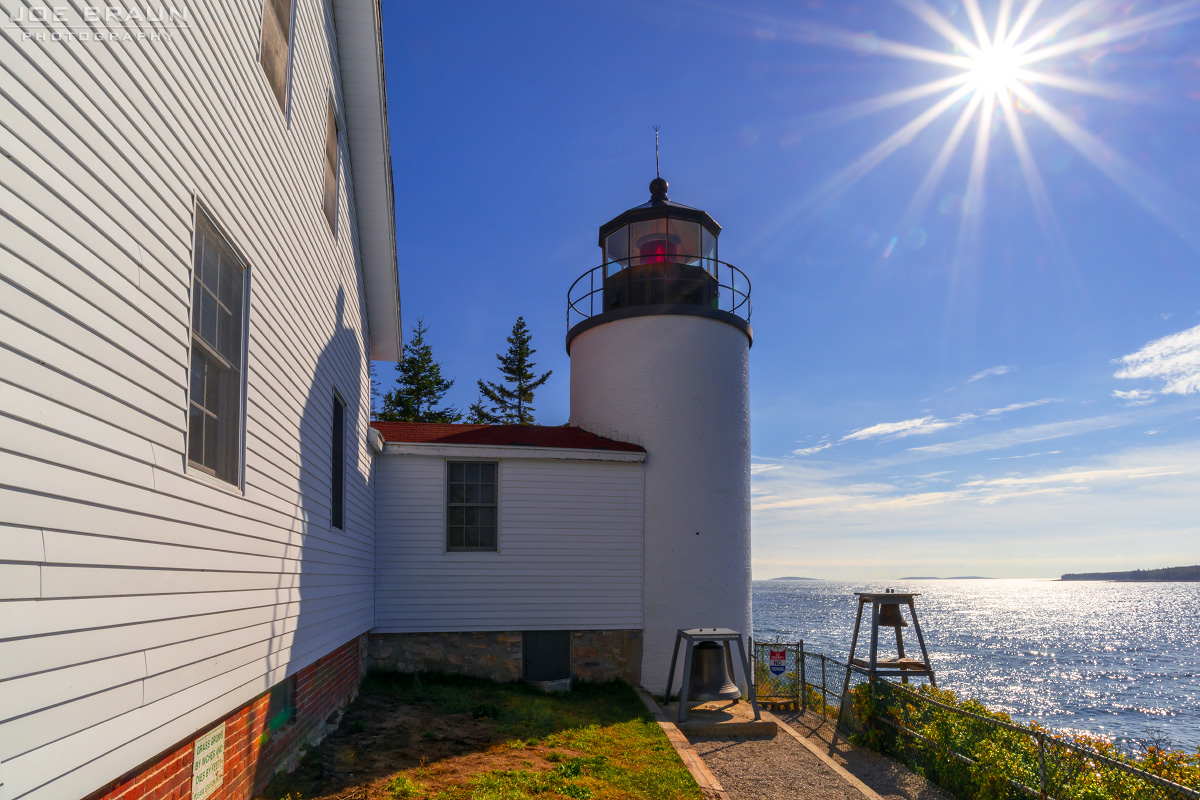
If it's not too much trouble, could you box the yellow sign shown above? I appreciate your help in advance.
[191,723,225,800]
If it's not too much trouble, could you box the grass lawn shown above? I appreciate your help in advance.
[258,672,702,800]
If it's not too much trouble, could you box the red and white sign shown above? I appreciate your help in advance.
[769,649,786,676]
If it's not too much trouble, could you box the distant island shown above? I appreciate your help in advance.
[1060,565,1200,582]
[767,576,818,581]
[899,576,993,580]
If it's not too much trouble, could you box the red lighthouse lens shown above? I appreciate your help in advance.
[638,237,676,264]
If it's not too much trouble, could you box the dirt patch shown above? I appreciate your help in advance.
[260,692,576,799]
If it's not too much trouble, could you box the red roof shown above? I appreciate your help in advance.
[370,422,644,452]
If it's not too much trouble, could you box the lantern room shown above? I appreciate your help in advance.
[597,177,722,311]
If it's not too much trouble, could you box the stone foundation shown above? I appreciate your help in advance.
[367,631,524,681]
[571,630,642,684]
[368,630,642,685]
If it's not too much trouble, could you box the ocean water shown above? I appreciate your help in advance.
[752,579,1200,752]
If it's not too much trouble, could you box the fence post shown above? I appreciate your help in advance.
[820,654,827,715]
[1038,732,1046,800]
[800,641,807,714]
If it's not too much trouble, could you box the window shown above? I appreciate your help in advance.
[188,211,246,485]
[266,676,296,732]
[259,0,293,112]
[322,99,339,231]
[331,394,345,530]
[446,461,497,551]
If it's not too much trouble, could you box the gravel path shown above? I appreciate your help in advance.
[688,710,952,800]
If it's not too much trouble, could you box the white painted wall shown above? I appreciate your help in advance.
[375,450,645,632]
[0,3,386,798]
[569,314,753,696]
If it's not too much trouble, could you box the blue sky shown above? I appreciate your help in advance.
[379,0,1200,580]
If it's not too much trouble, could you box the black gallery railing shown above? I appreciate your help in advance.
[566,257,752,331]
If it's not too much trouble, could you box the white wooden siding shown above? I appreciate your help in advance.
[375,455,644,632]
[0,2,383,798]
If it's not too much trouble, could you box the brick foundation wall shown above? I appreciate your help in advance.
[367,630,642,685]
[87,635,367,800]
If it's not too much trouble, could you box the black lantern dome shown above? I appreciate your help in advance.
[566,177,751,352]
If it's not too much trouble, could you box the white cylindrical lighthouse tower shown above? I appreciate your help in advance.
[566,177,753,695]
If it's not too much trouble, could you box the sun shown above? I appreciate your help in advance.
[767,0,1200,264]
[966,42,1020,96]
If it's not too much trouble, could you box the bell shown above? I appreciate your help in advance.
[878,603,908,628]
[686,641,742,702]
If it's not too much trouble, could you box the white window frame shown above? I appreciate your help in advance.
[444,459,500,553]
[185,203,250,491]
[258,0,297,117]
[322,94,341,234]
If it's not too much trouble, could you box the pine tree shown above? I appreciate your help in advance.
[465,391,497,424]
[476,316,552,425]
[379,318,463,423]
[369,362,382,420]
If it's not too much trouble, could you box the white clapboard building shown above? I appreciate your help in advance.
[0,2,755,798]
[0,1,399,799]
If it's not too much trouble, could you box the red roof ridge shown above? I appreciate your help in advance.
[369,421,644,452]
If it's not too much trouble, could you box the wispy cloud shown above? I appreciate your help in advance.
[1113,388,1157,407]
[968,365,1015,382]
[841,416,956,442]
[1114,323,1200,396]
[792,442,834,456]
[840,398,1057,445]
[906,414,1130,457]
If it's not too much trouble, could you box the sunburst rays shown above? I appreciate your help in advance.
[761,0,1200,260]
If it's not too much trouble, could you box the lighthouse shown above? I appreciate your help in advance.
[567,176,753,695]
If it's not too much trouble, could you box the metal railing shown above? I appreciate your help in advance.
[751,645,1200,800]
[566,256,752,330]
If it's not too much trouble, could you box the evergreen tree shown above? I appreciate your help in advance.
[369,362,382,420]
[475,316,552,425]
[465,391,497,424]
[379,318,462,423]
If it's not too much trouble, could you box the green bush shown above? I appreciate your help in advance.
[852,680,1200,800]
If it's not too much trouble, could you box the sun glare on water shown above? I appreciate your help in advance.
[772,0,1200,261]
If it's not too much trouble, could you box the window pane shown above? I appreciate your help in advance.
[668,219,701,264]
[448,507,464,526]
[464,527,479,548]
[449,462,464,482]
[203,410,218,471]
[202,236,219,294]
[464,482,478,503]
[218,308,232,361]
[447,526,464,549]
[191,278,202,333]
[201,291,217,349]
[188,405,204,464]
[479,525,496,549]
[464,507,478,527]
[331,396,344,530]
[465,462,479,483]
[480,483,495,504]
[479,507,496,528]
[260,0,292,111]
[448,483,465,503]
[190,350,205,406]
[480,463,496,483]
[219,250,233,306]
[203,359,220,414]
[605,227,629,267]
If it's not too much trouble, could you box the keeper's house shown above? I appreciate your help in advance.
[0,2,400,799]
